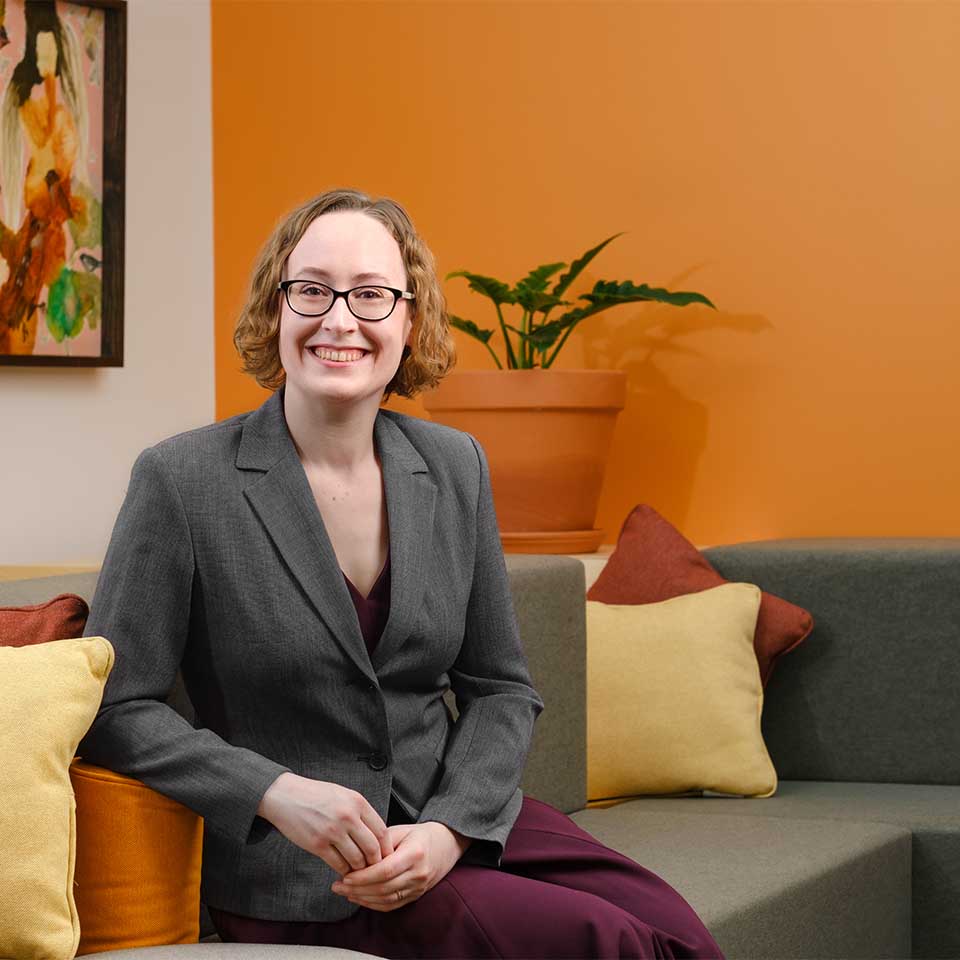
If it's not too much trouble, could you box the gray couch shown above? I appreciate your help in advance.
[4,537,958,959]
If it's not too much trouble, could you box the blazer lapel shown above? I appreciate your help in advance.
[371,413,436,674]
[236,390,436,684]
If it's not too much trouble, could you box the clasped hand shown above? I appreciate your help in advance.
[258,772,470,912]
[332,820,468,911]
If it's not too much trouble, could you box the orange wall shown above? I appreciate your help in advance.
[211,1,960,546]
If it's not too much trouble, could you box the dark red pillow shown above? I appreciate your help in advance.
[587,505,813,686]
[0,594,90,648]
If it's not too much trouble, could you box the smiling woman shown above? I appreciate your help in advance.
[79,187,725,958]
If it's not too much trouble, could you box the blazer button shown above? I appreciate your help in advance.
[367,752,388,770]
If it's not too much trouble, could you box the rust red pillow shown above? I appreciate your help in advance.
[587,505,812,686]
[0,595,90,648]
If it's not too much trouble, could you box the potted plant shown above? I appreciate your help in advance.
[421,233,716,554]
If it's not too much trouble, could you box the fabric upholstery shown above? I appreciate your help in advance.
[0,592,89,647]
[570,798,911,960]
[90,945,381,958]
[0,636,114,960]
[0,571,99,606]
[607,777,960,960]
[71,760,204,954]
[585,584,777,800]
[588,505,813,686]
[704,538,960,786]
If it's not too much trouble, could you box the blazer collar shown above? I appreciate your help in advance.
[237,389,436,684]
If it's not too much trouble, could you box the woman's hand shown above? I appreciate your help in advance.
[330,821,471,912]
[257,772,394,874]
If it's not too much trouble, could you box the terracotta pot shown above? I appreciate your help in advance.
[421,369,627,553]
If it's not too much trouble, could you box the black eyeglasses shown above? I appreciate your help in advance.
[278,280,415,321]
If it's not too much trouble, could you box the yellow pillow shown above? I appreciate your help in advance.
[0,636,114,960]
[586,583,777,803]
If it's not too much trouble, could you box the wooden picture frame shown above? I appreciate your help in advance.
[0,0,126,367]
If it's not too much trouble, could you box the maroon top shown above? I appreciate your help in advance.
[341,546,391,658]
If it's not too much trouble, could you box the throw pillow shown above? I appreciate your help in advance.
[70,761,204,953]
[0,593,90,648]
[0,636,114,960]
[586,583,777,802]
[587,504,813,686]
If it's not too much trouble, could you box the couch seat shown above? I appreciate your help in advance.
[572,780,960,959]
[570,794,912,960]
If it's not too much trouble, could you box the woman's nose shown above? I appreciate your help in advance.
[321,296,358,331]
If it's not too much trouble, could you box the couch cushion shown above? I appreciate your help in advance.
[594,779,960,960]
[587,505,814,686]
[704,538,960,788]
[0,637,115,960]
[0,571,100,606]
[586,584,777,801]
[570,798,911,960]
[0,592,90,647]
[90,945,382,958]
[70,760,205,954]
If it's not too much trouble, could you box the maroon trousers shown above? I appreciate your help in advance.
[208,795,725,959]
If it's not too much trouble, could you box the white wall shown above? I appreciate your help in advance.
[0,0,214,565]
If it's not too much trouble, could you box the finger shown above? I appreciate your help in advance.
[348,888,419,910]
[340,849,411,889]
[331,832,369,873]
[357,809,392,863]
[339,865,419,899]
[337,801,392,873]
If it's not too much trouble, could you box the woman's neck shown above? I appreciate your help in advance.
[281,384,381,475]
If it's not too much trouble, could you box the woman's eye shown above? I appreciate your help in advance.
[358,288,386,299]
[301,285,327,297]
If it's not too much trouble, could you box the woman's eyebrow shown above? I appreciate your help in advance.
[297,267,392,283]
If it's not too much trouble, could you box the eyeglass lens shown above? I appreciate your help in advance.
[287,281,395,320]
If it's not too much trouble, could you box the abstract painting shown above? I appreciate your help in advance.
[0,0,125,366]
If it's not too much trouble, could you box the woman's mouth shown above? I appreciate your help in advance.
[308,346,369,366]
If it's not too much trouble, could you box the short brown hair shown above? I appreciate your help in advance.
[233,188,456,401]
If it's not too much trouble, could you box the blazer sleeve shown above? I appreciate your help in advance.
[77,446,293,846]
[416,434,545,867]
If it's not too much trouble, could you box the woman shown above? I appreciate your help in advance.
[79,188,725,959]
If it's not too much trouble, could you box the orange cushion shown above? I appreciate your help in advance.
[70,760,203,954]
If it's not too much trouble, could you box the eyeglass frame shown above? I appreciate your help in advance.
[277,279,416,321]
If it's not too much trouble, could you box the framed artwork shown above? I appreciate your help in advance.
[0,0,126,366]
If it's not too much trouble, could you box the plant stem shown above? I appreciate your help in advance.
[494,302,519,369]
[483,339,504,369]
[542,317,581,368]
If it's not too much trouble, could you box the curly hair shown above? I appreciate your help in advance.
[233,188,456,401]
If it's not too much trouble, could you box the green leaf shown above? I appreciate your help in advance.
[551,234,626,298]
[514,262,568,312]
[449,314,496,344]
[516,290,573,313]
[522,316,579,350]
[445,271,517,306]
[580,279,716,310]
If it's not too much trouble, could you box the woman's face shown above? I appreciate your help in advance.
[278,211,414,411]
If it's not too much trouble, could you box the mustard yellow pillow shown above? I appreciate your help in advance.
[586,583,777,803]
[0,636,114,960]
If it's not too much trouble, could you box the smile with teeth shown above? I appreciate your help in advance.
[310,347,368,362]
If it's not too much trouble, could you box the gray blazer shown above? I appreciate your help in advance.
[78,388,545,923]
